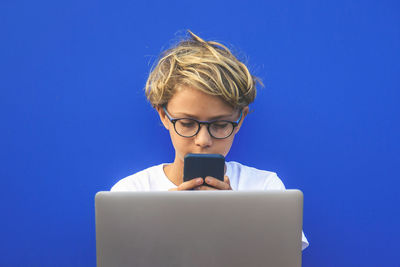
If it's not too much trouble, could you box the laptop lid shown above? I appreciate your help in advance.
[95,190,303,267]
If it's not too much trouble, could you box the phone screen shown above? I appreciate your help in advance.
[183,153,225,182]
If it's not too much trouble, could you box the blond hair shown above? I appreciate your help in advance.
[145,30,261,109]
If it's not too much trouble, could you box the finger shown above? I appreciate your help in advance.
[176,178,203,191]
[204,176,231,190]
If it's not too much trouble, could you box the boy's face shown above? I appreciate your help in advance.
[157,85,248,163]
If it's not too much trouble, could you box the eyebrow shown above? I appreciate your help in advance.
[173,112,236,121]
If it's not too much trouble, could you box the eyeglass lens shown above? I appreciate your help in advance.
[174,119,234,138]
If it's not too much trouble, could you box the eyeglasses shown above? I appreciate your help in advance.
[163,106,243,139]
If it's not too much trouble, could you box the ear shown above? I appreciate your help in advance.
[155,106,170,130]
[233,106,249,133]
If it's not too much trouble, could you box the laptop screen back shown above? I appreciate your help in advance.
[95,190,303,267]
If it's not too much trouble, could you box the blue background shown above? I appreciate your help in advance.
[1,0,399,266]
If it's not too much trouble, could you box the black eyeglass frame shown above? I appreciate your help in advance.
[162,106,243,139]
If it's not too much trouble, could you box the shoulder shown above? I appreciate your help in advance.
[226,161,286,190]
[110,164,164,191]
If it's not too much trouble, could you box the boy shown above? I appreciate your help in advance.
[111,31,308,249]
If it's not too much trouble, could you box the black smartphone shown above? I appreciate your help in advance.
[183,153,225,183]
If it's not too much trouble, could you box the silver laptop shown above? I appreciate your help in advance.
[95,190,303,267]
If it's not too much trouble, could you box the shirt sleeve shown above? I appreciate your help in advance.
[110,177,138,191]
[302,232,309,250]
[262,172,286,190]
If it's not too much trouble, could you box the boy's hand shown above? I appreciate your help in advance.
[168,176,232,191]
[194,175,232,190]
[168,178,204,191]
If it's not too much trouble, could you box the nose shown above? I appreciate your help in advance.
[194,124,212,148]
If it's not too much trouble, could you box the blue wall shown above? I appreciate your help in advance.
[1,0,399,266]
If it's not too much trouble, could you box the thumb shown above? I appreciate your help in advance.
[224,175,230,185]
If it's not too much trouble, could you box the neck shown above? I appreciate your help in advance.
[163,155,184,186]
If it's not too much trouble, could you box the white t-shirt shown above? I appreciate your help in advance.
[111,161,309,250]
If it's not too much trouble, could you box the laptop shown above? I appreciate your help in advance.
[95,190,303,267]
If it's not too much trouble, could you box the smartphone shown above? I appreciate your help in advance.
[183,153,225,183]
